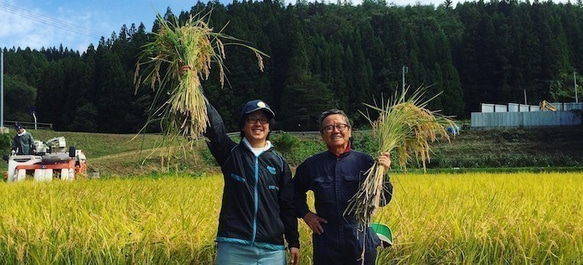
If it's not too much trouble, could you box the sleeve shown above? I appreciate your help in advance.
[203,100,236,166]
[29,134,35,151]
[293,162,311,219]
[11,136,17,151]
[279,158,300,249]
[380,173,394,207]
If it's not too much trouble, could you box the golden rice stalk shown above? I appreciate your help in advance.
[134,11,266,140]
[344,87,456,229]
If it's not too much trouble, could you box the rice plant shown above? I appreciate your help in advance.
[0,176,222,264]
[374,172,583,264]
[344,87,456,231]
[1,172,582,264]
[134,11,266,141]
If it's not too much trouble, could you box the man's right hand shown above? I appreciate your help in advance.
[302,212,327,235]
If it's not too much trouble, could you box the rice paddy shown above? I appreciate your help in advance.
[1,172,581,264]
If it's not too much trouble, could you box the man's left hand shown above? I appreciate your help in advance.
[289,247,300,265]
[377,152,391,172]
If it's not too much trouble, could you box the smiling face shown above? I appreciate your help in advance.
[320,114,352,154]
[242,110,271,147]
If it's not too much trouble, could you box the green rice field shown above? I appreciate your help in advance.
[1,172,581,264]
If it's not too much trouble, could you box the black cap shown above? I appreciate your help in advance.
[240,100,275,121]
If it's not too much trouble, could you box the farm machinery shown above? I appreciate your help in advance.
[4,137,87,182]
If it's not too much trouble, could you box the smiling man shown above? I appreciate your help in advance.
[204,99,300,265]
[293,109,393,265]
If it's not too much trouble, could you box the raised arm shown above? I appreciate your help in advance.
[203,100,236,166]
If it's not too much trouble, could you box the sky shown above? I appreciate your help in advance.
[0,0,455,53]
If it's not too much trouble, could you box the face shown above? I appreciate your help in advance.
[321,114,351,150]
[242,110,271,144]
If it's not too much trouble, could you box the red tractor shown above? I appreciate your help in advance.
[4,137,87,182]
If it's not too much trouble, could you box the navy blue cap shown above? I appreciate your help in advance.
[14,123,23,130]
[240,100,275,120]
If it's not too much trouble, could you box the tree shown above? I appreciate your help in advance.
[4,75,37,121]
[37,62,65,126]
[69,103,99,132]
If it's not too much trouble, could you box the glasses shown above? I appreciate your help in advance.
[246,117,269,125]
[322,124,350,133]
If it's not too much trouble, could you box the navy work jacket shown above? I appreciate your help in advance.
[294,148,393,264]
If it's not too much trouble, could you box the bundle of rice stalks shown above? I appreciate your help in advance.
[344,87,456,229]
[134,11,266,140]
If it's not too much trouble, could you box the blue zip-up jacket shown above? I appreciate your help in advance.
[294,148,393,264]
[204,103,300,250]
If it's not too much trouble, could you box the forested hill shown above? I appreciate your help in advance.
[3,0,583,133]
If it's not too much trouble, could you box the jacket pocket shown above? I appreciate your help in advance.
[266,166,277,175]
[313,177,335,203]
[342,174,361,201]
[229,173,245,182]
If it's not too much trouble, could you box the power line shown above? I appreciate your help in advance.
[0,1,107,40]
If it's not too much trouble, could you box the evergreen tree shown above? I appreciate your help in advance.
[4,75,37,122]
[37,62,65,127]
[4,1,583,132]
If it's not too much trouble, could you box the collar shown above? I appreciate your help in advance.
[242,138,272,157]
[327,141,351,158]
[17,129,26,136]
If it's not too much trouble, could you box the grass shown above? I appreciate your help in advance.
[375,172,583,264]
[2,126,582,178]
[29,130,161,158]
[428,126,583,168]
[0,130,214,177]
[0,176,220,263]
[0,172,581,264]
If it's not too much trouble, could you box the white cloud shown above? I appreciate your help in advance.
[0,3,37,42]
[0,0,107,52]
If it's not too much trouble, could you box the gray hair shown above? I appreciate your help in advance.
[318,109,351,132]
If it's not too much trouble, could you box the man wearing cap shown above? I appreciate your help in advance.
[204,99,300,265]
[11,124,35,155]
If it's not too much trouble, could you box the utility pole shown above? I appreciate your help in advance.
[402,66,408,102]
[1,49,4,130]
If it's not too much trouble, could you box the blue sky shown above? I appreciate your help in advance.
[0,0,450,52]
[0,0,201,52]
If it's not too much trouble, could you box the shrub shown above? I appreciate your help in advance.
[0,133,11,152]
[271,132,299,154]
[198,148,218,167]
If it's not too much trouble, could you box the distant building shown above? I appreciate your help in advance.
[471,102,583,128]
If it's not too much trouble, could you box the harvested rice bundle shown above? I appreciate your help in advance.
[135,12,266,139]
[344,87,456,229]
